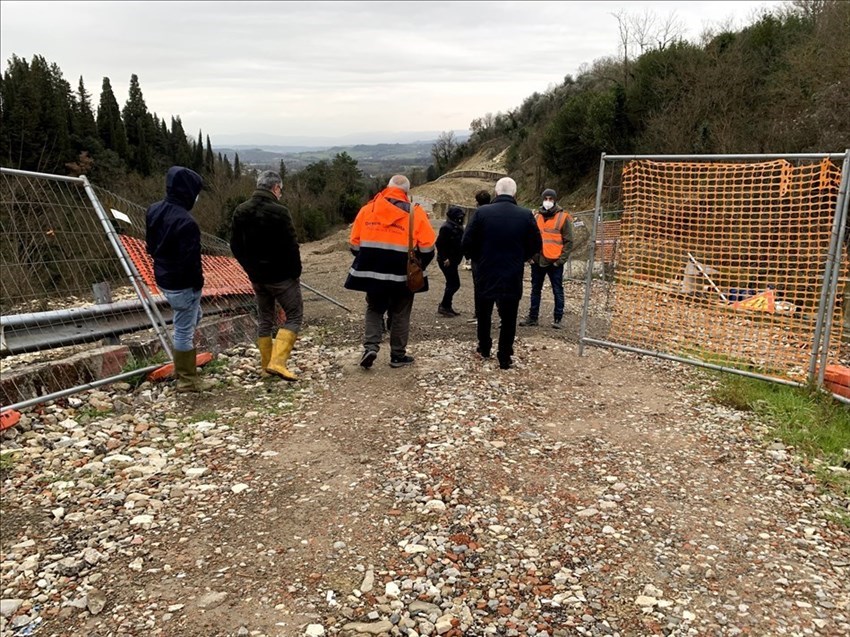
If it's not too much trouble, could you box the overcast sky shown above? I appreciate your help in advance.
[1,0,782,145]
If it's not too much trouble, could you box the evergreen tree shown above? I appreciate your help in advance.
[205,134,215,174]
[278,159,287,185]
[169,116,192,167]
[73,77,97,140]
[122,73,152,171]
[136,123,152,175]
[96,77,128,159]
[148,113,171,168]
[193,130,204,173]
[223,154,233,179]
[234,152,241,179]
[0,54,74,171]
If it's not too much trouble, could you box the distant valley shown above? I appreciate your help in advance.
[214,137,464,176]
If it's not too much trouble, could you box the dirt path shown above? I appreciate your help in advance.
[2,224,849,637]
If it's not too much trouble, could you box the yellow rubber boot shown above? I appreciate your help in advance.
[174,349,215,393]
[267,329,298,382]
[257,336,273,378]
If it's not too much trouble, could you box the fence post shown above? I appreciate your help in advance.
[811,149,850,386]
[578,153,607,356]
[92,281,121,345]
[79,176,173,360]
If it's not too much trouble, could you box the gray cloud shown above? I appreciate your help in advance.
[1,0,780,144]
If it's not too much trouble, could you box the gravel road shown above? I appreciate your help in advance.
[2,225,849,637]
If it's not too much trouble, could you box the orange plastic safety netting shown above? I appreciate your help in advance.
[606,158,847,381]
[119,235,253,297]
[595,220,621,264]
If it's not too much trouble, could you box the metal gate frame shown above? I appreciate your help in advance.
[577,151,850,401]
[1,167,173,411]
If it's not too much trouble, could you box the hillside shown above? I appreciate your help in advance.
[411,141,511,211]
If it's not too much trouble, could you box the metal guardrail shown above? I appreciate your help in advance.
[0,295,253,356]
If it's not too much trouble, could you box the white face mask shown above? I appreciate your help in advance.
[542,200,554,210]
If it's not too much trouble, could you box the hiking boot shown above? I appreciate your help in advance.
[359,349,377,369]
[552,319,563,330]
[389,354,415,368]
[519,316,538,327]
[437,305,456,317]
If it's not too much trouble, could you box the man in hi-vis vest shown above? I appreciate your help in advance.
[519,188,574,329]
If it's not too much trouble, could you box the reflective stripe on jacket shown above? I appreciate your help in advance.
[344,186,436,294]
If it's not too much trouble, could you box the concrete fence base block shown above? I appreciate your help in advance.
[1,314,256,409]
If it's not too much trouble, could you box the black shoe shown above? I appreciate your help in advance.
[498,358,513,370]
[476,346,491,359]
[359,349,377,369]
[519,317,538,327]
[437,306,456,317]
[552,319,563,330]
[450,309,461,316]
[389,354,415,368]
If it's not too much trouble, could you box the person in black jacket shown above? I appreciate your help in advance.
[462,177,542,369]
[436,205,466,317]
[230,170,303,381]
[145,166,214,393]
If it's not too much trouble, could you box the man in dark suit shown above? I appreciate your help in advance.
[461,177,542,369]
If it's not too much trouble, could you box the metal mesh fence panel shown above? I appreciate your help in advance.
[579,153,849,388]
[1,168,264,411]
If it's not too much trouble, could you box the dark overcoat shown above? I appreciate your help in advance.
[461,194,541,301]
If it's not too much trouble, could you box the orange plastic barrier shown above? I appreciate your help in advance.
[824,365,850,398]
[0,410,22,432]
[147,352,214,382]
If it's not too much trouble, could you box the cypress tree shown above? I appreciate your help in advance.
[205,134,215,174]
[73,76,97,140]
[136,123,151,175]
[234,152,241,179]
[122,73,151,171]
[169,116,192,167]
[193,130,204,172]
[96,77,128,158]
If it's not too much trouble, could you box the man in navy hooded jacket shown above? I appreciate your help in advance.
[145,166,213,392]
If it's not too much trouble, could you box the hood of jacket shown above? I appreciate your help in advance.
[165,166,203,210]
[373,186,411,226]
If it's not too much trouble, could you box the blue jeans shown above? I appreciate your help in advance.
[528,263,564,321]
[161,287,203,352]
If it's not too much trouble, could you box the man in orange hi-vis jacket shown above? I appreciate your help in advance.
[345,175,436,369]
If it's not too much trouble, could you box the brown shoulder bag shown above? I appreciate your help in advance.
[406,202,425,292]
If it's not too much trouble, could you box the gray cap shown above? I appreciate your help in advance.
[542,188,557,199]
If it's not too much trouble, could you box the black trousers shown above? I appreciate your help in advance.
[475,296,519,364]
[438,261,461,309]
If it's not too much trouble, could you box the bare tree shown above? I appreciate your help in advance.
[431,131,458,175]
[612,8,686,88]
